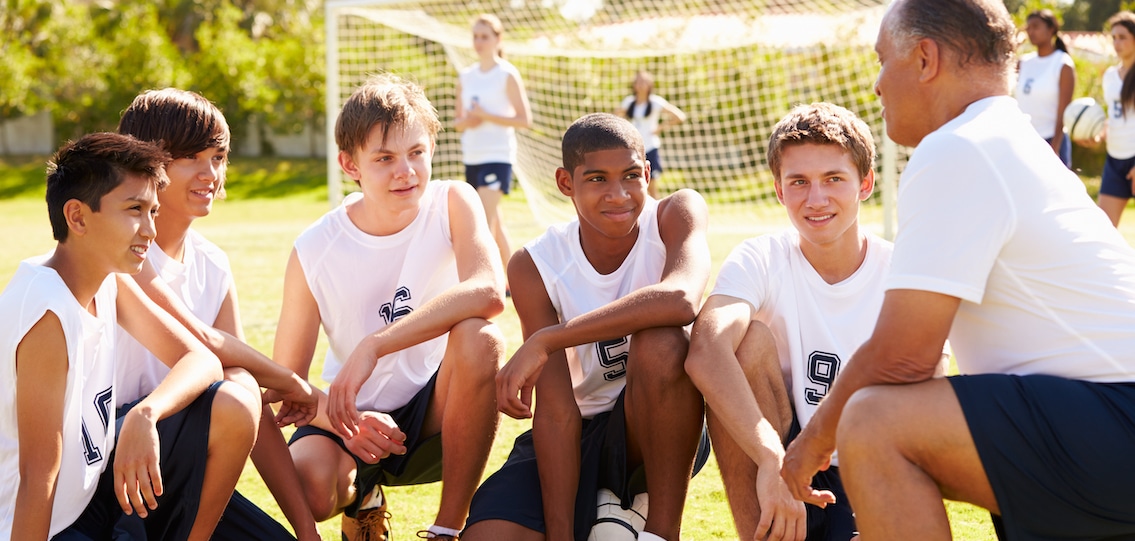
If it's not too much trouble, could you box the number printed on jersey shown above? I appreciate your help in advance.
[804,351,841,405]
[380,286,414,325]
[81,387,114,465]
[596,337,630,381]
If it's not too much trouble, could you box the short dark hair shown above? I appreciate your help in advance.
[336,73,441,157]
[561,113,645,173]
[47,133,171,242]
[767,103,876,182]
[891,0,1016,72]
[118,88,230,160]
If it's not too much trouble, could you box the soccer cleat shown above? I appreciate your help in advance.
[415,530,458,540]
[352,485,393,541]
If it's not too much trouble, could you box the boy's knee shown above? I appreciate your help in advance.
[632,327,689,367]
[449,318,505,373]
[737,322,779,373]
[210,381,259,444]
[223,367,262,412]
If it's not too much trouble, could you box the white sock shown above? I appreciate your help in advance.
[427,525,462,538]
[638,533,667,541]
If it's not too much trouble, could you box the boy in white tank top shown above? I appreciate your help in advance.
[274,74,506,541]
[463,113,712,541]
[685,103,927,541]
[0,133,232,540]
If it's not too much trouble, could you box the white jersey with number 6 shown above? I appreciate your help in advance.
[525,197,664,419]
[0,260,118,538]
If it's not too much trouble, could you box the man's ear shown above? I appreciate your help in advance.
[63,199,88,237]
[338,150,362,184]
[773,178,785,205]
[916,38,941,83]
[555,167,574,197]
[860,169,876,201]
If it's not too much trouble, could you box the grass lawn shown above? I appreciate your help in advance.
[9,156,1132,539]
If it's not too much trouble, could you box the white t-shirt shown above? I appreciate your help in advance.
[115,229,232,406]
[712,230,892,466]
[888,96,1135,381]
[295,181,460,412]
[0,260,118,538]
[620,94,673,152]
[459,60,522,165]
[1014,50,1074,139]
[1103,65,1135,159]
[526,197,665,418]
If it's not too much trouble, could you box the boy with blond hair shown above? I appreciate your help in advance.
[275,74,506,541]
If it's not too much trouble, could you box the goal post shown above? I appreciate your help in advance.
[324,0,903,236]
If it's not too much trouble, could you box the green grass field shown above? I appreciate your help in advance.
[10,155,1132,540]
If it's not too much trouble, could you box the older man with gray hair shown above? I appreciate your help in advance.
[782,0,1135,539]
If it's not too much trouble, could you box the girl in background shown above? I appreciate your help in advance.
[618,70,688,199]
[1100,12,1135,226]
[1015,9,1074,168]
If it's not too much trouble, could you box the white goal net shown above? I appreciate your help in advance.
[325,0,903,235]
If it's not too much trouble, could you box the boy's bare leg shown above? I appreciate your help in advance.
[253,408,322,540]
[429,318,504,529]
[624,326,703,541]
[188,380,260,541]
[706,322,793,539]
[292,435,358,522]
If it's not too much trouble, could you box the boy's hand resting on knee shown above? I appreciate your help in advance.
[114,407,164,518]
[755,464,807,541]
[496,337,551,419]
[342,411,408,464]
[328,340,382,437]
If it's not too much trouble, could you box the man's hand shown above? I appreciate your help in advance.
[266,375,318,427]
[496,336,550,419]
[781,424,837,508]
[327,342,379,437]
[114,408,164,518]
[342,411,408,464]
[754,461,808,541]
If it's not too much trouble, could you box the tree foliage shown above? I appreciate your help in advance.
[0,0,324,148]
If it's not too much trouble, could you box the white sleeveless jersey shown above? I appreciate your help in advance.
[1014,50,1074,139]
[1104,65,1135,159]
[0,259,118,538]
[115,229,232,406]
[712,231,893,466]
[526,197,665,418]
[459,60,521,165]
[296,181,460,412]
[620,94,672,152]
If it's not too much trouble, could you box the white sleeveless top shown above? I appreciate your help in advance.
[1104,65,1135,159]
[620,94,673,152]
[525,197,665,418]
[115,229,232,406]
[295,181,460,412]
[0,259,118,538]
[459,60,521,165]
[712,231,892,466]
[1015,50,1073,139]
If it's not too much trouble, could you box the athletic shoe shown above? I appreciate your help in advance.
[415,531,457,540]
[352,485,392,541]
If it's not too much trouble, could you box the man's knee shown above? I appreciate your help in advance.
[837,385,899,458]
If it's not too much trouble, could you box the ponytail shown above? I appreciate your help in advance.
[625,99,653,119]
[1054,34,1067,54]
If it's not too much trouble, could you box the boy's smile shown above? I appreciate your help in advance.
[558,148,649,239]
[775,143,872,257]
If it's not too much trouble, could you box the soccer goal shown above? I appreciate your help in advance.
[324,0,903,236]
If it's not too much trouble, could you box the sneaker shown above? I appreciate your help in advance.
[415,531,458,540]
[351,485,392,541]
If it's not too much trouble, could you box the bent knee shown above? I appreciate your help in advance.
[449,318,505,373]
[210,381,260,445]
[837,385,906,457]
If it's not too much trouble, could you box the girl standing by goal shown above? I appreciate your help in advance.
[618,70,688,199]
[1014,9,1074,168]
[456,13,532,288]
[1099,12,1135,226]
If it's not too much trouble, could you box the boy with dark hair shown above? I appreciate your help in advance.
[463,112,711,541]
[686,103,894,541]
[0,132,252,540]
[275,73,506,541]
[117,87,320,540]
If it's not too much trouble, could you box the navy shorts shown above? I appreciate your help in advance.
[1101,154,1135,199]
[465,163,513,194]
[786,416,856,541]
[54,381,224,541]
[645,148,663,178]
[290,371,441,519]
[1045,135,1071,170]
[465,390,711,541]
[951,373,1135,540]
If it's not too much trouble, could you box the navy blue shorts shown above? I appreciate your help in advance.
[54,381,225,541]
[645,148,664,178]
[465,163,513,195]
[951,373,1135,540]
[290,371,441,519]
[465,390,711,541]
[786,415,856,541]
[1101,154,1135,199]
[1045,135,1071,170]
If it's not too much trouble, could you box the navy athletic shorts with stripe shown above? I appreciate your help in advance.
[290,370,442,519]
[1100,154,1135,199]
[465,163,513,195]
[54,381,225,541]
[464,389,711,541]
[951,373,1135,540]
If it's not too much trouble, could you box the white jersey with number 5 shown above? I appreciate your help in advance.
[712,230,892,465]
[525,197,664,419]
[0,260,118,538]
